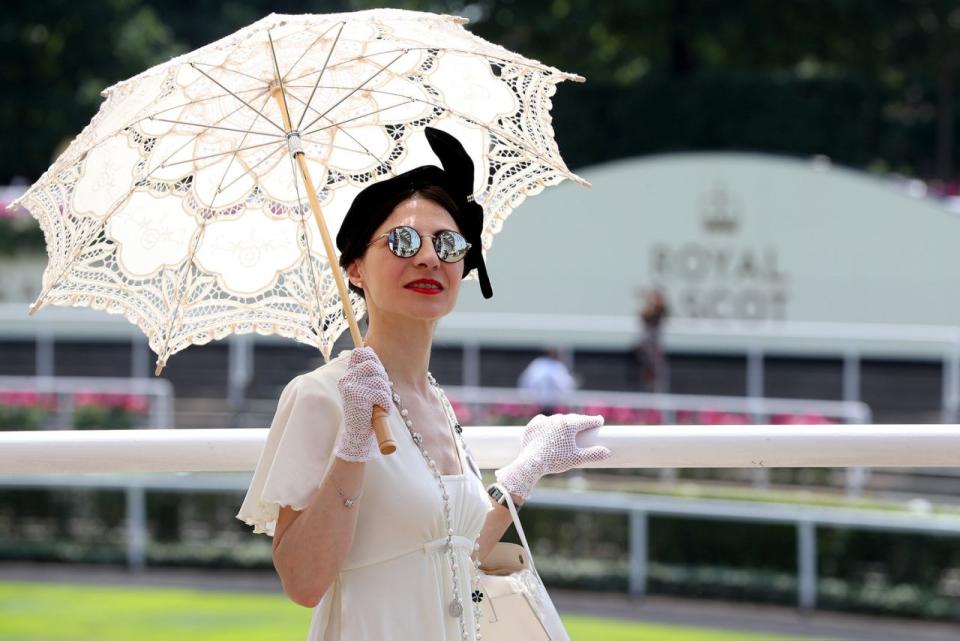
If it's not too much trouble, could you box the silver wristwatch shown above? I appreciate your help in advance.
[487,484,522,512]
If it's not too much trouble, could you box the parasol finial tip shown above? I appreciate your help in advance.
[154,361,165,376]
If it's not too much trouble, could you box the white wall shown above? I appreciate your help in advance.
[441,153,960,349]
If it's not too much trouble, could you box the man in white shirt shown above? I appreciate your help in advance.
[517,349,576,414]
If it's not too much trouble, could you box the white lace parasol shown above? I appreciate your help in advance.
[14,9,587,373]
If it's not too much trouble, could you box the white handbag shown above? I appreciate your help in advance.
[474,484,570,641]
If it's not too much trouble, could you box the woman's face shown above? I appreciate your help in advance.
[347,195,464,322]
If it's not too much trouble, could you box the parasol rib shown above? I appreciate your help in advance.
[295,21,345,130]
[218,145,286,193]
[158,140,281,168]
[188,62,289,136]
[190,62,267,84]
[147,117,283,138]
[284,90,402,170]
[267,31,296,135]
[282,20,346,85]
[299,50,408,134]
[145,86,277,119]
[302,99,416,137]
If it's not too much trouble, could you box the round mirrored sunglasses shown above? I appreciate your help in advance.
[366,225,472,263]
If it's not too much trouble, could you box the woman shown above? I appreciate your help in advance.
[236,127,611,641]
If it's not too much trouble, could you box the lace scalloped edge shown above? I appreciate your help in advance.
[235,497,312,537]
[38,291,349,367]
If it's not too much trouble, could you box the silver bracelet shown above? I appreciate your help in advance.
[332,480,362,508]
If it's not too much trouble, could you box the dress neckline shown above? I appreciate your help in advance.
[393,383,466,478]
[432,383,467,478]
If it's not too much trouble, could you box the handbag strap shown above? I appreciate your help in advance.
[492,482,541,577]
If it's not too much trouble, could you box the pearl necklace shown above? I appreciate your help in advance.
[390,372,483,641]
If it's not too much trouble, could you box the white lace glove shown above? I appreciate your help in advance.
[494,414,611,500]
[335,347,393,462]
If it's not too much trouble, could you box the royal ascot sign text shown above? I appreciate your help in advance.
[650,184,791,321]
[651,244,789,320]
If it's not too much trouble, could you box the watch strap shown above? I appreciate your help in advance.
[487,483,522,512]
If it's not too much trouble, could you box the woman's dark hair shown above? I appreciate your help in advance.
[339,184,461,299]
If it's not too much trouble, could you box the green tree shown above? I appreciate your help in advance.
[3,1,184,180]
[4,1,960,181]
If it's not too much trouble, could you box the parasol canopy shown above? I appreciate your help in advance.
[14,9,588,374]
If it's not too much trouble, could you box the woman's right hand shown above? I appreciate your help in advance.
[335,347,393,462]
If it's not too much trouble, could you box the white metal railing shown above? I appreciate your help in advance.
[0,375,174,430]
[3,435,960,611]
[2,425,960,474]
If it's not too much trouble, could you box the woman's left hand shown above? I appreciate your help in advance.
[494,414,611,501]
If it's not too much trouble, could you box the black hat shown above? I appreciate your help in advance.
[335,127,492,299]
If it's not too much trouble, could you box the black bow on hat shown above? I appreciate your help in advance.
[335,127,493,299]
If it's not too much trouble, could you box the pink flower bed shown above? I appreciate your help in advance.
[771,412,839,425]
[73,392,149,414]
[0,390,57,409]
[446,399,840,427]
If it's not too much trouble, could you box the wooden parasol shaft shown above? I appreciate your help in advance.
[271,87,395,455]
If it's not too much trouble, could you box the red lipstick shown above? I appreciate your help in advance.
[404,278,444,295]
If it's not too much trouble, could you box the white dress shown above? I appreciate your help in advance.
[236,349,492,641]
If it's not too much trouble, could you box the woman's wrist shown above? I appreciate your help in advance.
[493,460,540,502]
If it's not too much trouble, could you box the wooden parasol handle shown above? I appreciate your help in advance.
[272,87,396,455]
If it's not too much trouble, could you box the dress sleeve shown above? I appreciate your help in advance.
[235,371,344,537]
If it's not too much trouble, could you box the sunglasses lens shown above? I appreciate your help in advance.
[435,231,471,263]
[387,226,421,258]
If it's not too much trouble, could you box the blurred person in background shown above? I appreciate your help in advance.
[634,287,669,393]
[517,348,577,414]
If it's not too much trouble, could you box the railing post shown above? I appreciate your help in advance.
[35,331,54,377]
[462,341,480,388]
[228,335,254,426]
[747,346,770,488]
[845,466,867,499]
[843,350,867,496]
[797,520,817,610]
[57,391,74,430]
[747,346,764,399]
[842,350,861,403]
[153,383,173,429]
[126,484,147,572]
[942,340,960,424]
[628,510,648,597]
[131,336,150,380]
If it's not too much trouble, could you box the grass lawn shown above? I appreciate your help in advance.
[0,581,824,641]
